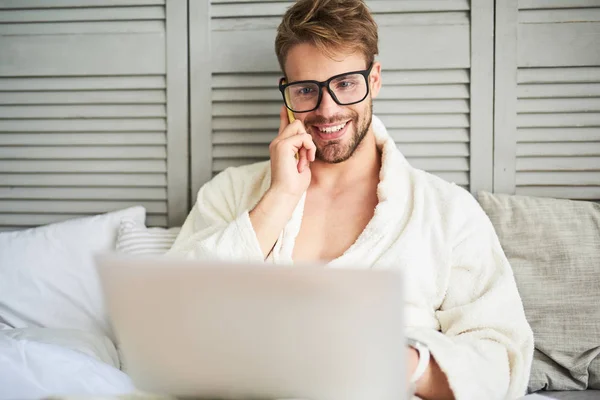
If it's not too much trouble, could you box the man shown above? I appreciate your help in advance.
[168,0,534,398]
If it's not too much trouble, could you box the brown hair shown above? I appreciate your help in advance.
[275,0,379,73]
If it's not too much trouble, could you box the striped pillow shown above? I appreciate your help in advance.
[116,218,181,255]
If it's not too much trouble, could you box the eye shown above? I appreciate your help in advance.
[296,87,315,96]
[335,79,357,90]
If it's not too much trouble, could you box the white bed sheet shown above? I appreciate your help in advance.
[0,327,135,400]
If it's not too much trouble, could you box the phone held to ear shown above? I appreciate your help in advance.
[282,80,296,124]
[289,107,299,161]
[287,108,295,123]
[282,79,300,160]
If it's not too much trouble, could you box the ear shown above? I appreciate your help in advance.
[369,61,382,99]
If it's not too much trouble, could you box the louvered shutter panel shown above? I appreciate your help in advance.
[0,0,189,231]
[495,0,600,200]
[191,0,494,198]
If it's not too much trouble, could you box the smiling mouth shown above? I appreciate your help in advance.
[316,121,348,133]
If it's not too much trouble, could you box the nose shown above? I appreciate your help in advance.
[315,87,342,118]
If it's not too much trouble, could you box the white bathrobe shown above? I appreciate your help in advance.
[168,116,534,400]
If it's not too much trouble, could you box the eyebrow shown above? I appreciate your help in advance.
[287,65,370,85]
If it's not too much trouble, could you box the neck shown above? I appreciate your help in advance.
[309,127,381,190]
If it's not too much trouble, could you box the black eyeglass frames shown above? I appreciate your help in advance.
[279,62,374,113]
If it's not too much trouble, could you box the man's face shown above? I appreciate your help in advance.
[283,44,382,163]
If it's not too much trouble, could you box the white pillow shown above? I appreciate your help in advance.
[0,329,135,399]
[113,218,180,372]
[0,207,145,342]
[2,327,120,369]
[116,218,180,256]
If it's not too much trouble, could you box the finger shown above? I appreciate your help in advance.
[300,133,316,163]
[298,147,308,173]
[281,119,307,140]
[272,120,306,149]
[282,132,315,158]
[307,138,316,162]
[298,132,316,162]
[278,105,290,136]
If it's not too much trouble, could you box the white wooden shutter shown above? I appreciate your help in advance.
[0,0,188,231]
[190,0,494,199]
[495,0,600,200]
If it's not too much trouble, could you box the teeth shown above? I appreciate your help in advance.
[318,122,346,133]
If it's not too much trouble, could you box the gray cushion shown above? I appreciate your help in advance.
[542,390,600,400]
[478,192,600,392]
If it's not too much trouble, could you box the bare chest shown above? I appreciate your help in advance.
[292,189,378,263]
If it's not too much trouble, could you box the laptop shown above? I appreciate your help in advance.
[96,254,407,400]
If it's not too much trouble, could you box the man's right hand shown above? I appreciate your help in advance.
[269,106,316,198]
[248,106,317,259]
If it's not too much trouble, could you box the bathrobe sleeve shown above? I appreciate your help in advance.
[407,190,534,400]
[166,167,265,262]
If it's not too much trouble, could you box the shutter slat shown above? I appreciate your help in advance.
[0,21,164,35]
[375,99,470,114]
[383,69,469,85]
[379,85,470,99]
[0,146,166,159]
[0,7,165,22]
[520,9,600,23]
[0,119,166,132]
[213,74,280,88]
[0,132,166,146]
[0,105,166,118]
[0,90,166,105]
[0,200,165,214]
[518,127,600,142]
[518,0,600,10]
[518,67,600,83]
[0,187,167,200]
[0,0,165,8]
[517,156,600,171]
[375,12,469,27]
[0,213,167,228]
[0,173,166,187]
[391,129,470,143]
[518,83,600,98]
[518,98,600,113]
[0,160,166,173]
[517,112,600,127]
[517,171,600,185]
[379,114,470,128]
[517,142,600,156]
[0,76,166,91]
